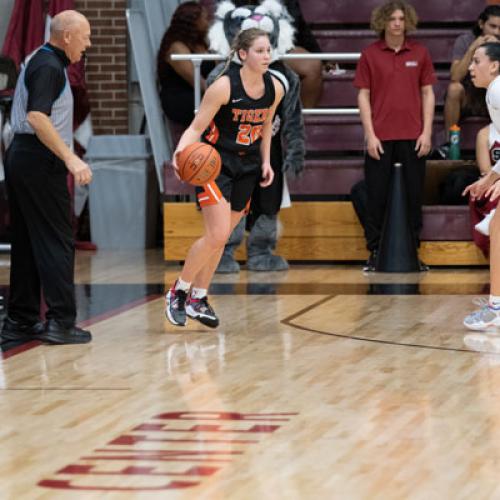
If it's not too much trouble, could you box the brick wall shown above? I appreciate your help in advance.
[75,0,128,134]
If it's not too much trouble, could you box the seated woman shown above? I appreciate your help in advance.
[469,124,500,257]
[279,0,323,108]
[157,2,215,130]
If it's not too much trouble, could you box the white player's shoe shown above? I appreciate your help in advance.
[464,304,500,331]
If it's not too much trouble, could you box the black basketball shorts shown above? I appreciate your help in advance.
[195,149,261,212]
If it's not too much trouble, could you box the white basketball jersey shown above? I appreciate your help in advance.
[489,123,500,165]
[486,76,500,173]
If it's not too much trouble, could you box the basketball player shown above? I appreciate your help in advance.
[468,124,500,257]
[165,28,284,328]
[462,42,500,330]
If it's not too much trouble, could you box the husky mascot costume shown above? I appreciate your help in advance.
[208,0,305,272]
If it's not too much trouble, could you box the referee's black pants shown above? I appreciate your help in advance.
[363,139,426,252]
[4,134,76,327]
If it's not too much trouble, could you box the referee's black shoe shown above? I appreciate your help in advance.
[38,319,92,345]
[1,316,45,343]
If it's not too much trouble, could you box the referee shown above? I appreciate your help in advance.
[1,11,93,345]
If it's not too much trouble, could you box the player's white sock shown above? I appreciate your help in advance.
[191,287,207,299]
[175,278,191,293]
[489,295,500,309]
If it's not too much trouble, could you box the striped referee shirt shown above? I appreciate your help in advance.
[11,43,73,147]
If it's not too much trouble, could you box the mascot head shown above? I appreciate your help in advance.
[208,0,295,62]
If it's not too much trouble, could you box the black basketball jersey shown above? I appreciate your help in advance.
[204,62,276,155]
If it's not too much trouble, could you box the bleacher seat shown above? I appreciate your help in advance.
[314,28,467,65]
[300,0,479,24]
[288,158,364,196]
[302,115,487,153]
[319,69,450,108]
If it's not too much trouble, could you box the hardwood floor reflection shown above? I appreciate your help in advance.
[0,250,498,499]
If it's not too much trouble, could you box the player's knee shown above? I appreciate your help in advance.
[295,59,321,79]
[446,81,464,100]
[206,230,230,250]
[308,59,322,76]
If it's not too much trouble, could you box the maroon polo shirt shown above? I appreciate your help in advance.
[354,38,436,141]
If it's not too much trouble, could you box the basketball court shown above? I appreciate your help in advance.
[0,249,498,498]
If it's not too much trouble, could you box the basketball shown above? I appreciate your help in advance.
[176,142,221,186]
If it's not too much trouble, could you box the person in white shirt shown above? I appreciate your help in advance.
[469,124,500,253]
[463,42,500,330]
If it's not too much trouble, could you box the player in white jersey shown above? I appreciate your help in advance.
[488,123,500,161]
[470,124,500,244]
[463,42,500,330]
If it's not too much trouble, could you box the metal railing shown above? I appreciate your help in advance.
[170,52,361,115]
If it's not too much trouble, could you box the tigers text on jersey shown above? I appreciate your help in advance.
[204,63,275,155]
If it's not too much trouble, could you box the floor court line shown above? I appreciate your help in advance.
[281,294,500,355]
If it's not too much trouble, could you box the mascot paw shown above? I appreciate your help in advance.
[247,255,289,272]
[216,254,241,274]
[283,160,304,178]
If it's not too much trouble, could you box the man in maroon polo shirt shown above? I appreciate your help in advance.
[354,0,436,271]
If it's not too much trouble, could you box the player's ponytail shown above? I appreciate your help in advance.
[217,45,237,79]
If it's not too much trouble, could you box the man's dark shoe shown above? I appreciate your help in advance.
[419,260,430,272]
[363,250,378,272]
[38,319,92,345]
[1,316,45,343]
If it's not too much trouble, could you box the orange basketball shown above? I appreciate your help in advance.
[177,142,221,186]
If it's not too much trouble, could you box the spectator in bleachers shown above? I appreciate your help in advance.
[233,0,323,108]
[468,124,499,257]
[437,5,500,158]
[354,0,436,271]
[157,2,215,128]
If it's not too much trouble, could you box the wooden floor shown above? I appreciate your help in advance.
[1,250,499,499]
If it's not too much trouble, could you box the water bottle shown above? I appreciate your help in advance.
[448,124,461,160]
